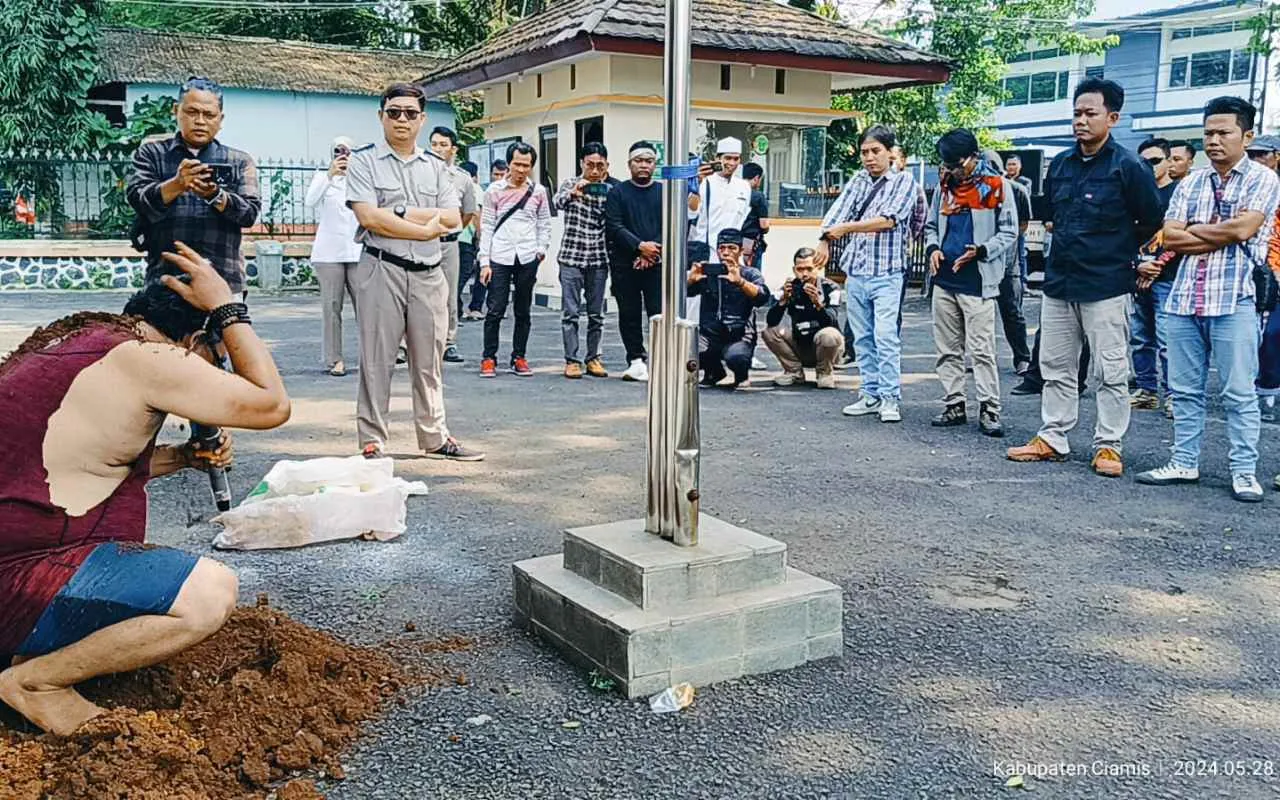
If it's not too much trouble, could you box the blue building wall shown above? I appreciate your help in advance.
[126,84,455,164]
[1103,29,1163,151]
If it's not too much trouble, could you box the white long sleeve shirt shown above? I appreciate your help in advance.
[690,172,752,251]
[305,171,362,263]
[478,179,552,267]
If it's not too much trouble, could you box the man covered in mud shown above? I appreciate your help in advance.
[0,242,290,735]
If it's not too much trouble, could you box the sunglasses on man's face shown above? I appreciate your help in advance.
[1144,156,1165,166]
[382,107,422,121]
[333,147,350,157]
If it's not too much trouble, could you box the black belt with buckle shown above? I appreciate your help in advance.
[440,232,460,243]
[365,245,438,272]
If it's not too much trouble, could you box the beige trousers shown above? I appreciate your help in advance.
[1037,294,1130,454]
[442,241,460,347]
[932,286,1000,410]
[762,325,843,375]
[314,261,357,367]
[355,252,450,452]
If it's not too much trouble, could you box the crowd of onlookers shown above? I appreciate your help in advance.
[134,75,1280,502]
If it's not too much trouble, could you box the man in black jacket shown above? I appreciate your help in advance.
[687,228,770,389]
[1007,78,1163,478]
[762,247,843,388]
[604,141,664,382]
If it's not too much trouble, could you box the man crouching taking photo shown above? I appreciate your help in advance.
[762,247,844,389]
[0,242,290,735]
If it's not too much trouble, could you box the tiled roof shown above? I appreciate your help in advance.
[98,27,446,96]
[420,0,949,92]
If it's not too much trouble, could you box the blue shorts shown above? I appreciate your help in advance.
[16,542,200,656]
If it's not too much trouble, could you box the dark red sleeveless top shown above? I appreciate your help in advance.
[0,322,156,654]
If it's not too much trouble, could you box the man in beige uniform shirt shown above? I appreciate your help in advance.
[428,125,479,364]
[346,83,484,461]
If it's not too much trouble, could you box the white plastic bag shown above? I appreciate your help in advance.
[648,683,695,714]
[212,456,426,550]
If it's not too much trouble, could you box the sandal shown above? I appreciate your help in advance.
[328,361,346,377]
[361,443,384,459]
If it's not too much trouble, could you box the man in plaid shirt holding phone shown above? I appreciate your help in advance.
[127,77,260,297]
[554,142,617,379]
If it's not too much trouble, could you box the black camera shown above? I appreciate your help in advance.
[206,162,237,189]
[703,262,727,279]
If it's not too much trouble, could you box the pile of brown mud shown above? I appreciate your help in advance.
[0,605,451,800]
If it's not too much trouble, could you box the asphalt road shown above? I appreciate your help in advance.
[3,289,1280,800]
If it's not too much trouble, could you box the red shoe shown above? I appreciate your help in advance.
[509,357,533,377]
[479,358,496,378]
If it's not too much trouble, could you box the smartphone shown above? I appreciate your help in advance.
[584,182,610,197]
[206,162,237,189]
[709,161,722,173]
[703,262,726,279]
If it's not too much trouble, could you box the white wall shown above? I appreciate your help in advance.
[129,84,454,163]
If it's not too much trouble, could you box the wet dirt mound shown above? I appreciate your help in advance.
[0,606,410,799]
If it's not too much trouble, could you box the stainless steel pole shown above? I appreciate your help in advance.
[644,0,700,545]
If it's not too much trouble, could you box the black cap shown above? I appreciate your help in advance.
[717,228,743,247]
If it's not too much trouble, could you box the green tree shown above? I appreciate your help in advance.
[836,0,1116,169]
[104,1,394,47]
[0,0,106,150]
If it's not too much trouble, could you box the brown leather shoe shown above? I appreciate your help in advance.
[564,361,583,379]
[1091,447,1123,478]
[585,358,608,378]
[1006,436,1066,462]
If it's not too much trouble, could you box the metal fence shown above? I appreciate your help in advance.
[0,152,327,240]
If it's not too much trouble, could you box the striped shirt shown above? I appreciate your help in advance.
[1164,156,1280,317]
[820,170,919,277]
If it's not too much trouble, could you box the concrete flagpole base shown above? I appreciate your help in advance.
[512,514,844,698]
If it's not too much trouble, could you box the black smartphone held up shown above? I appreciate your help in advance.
[584,182,610,197]
[703,262,727,279]
[206,162,237,189]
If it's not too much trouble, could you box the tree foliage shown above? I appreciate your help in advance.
[0,0,107,151]
[836,0,1116,170]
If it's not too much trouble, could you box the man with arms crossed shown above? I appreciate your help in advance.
[346,83,482,461]
[0,243,289,735]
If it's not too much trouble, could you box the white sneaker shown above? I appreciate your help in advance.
[751,356,767,370]
[1232,473,1264,503]
[878,399,902,423]
[1135,463,1200,485]
[773,371,804,387]
[842,396,882,416]
[621,359,649,382]
[816,373,836,390]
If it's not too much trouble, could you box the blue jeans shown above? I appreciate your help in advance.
[847,272,905,400]
[1131,280,1172,394]
[1166,306,1261,475]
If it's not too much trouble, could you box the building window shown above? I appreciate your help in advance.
[1171,48,1254,88]
[775,68,786,95]
[1232,48,1254,82]
[506,82,512,105]
[1171,21,1240,40]
[720,64,731,91]
[570,63,577,91]
[1010,47,1062,63]
[575,116,604,156]
[1085,66,1105,80]
[536,73,543,98]
[1002,70,1070,106]
[1003,75,1031,105]
[538,124,559,195]
[86,82,127,127]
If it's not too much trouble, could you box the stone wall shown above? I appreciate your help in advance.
[0,255,317,291]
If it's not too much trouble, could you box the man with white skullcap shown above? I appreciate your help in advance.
[690,137,753,261]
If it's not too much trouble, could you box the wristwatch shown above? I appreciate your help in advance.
[205,188,227,208]
[394,205,407,218]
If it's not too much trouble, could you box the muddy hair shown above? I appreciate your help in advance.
[0,312,141,378]
[123,282,209,343]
